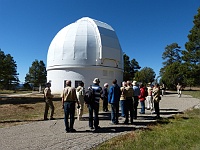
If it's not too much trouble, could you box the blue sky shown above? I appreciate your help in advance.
[0,0,199,83]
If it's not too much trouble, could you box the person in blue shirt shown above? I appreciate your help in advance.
[108,79,121,124]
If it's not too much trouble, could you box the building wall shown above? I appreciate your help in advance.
[47,17,124,94]
[47,66,123,94]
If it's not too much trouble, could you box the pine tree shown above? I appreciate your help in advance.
[162,43,182,67]
[123,54,140,81]
[181,8,200,86]
[134,67,155,85]
[0,49,19,90]
[25,60,47,87]
[182,8,200,64]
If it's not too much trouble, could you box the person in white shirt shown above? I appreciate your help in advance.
[146,83,153,111]
[76,81,85,121]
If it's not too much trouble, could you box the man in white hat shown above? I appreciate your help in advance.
[87,78,102,130]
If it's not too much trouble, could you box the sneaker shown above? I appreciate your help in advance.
[139,112,145,114]
[69,129,76,132]
[124,121,129,125]
[65,129,70,133]
[110,122,118,125]
[95,126,101,130]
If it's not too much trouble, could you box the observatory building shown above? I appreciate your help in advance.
[47,17,124,94]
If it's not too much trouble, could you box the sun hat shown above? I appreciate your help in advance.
[93,78,100,84]
[132,81,137,86]
[104,83,108,87]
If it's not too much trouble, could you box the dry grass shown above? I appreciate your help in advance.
[0,94,64,128]
[0,93,104,128]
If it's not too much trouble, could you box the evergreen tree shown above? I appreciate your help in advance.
[162,43,182,67]
[182,8,200,65]
[123,54,140,81]
[134,67,155,85]
[123,54,131,81]
[160,43,182,89]
[181,8,200,86]
[130,58,141,76]
[25,60,47,87]
[161,62,183,89]
[0,50,5,89]
[0,49,19,90]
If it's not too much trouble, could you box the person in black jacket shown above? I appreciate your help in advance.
[102,83,109,112]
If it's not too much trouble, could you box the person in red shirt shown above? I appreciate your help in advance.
[138,83,146,114]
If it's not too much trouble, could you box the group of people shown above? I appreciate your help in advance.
[43,78,162,133]
[43,78,103,132]
[119,81,161,123]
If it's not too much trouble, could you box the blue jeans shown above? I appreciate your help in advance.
[111,103,119,124]
[120,100,125,117]
[140,101,145,113]
[63,102,75,131]
[88,102,99,128]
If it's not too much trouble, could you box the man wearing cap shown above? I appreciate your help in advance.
[88,78,103,130]
[43,82,54,120]
[62,80,79,132]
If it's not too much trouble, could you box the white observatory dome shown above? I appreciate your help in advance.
[47,17,124,94]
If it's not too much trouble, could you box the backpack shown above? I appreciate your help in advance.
[84,89,94,104]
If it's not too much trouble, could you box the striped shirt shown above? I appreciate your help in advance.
[92,84,102,103]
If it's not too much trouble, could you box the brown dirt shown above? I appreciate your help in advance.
[0,95,64,128]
